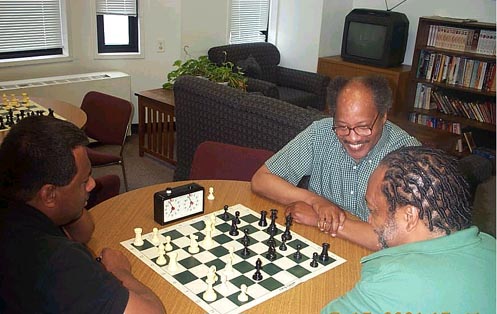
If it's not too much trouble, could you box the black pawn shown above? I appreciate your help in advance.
[235,210,241,224]
[310,252,319,268]
[242,228,250,245]
[252,258,263,281]
[279,234,287,251]
[258,210,268,227]
[229,217,239,236]
[293,244,302,260]
[222,205,229,220]
[319,243,330,262]
[267,233,275,247]
[265,243,277,261]
[241,240,250,256]
[282,216,292,241]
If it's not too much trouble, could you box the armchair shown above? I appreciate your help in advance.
[208,42,330,111]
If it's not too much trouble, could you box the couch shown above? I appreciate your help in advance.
[208,42,330,111]
[173,75,495,236]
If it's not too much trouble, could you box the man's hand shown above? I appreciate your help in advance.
[99,248,131,275]
[285,201,319,226]
[309,198,346,236]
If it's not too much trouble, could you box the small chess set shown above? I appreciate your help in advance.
[0,93,64,131]
[121,204,346,314]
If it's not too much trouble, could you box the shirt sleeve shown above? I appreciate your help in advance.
[265,120,318,185]
[41,242,129,314]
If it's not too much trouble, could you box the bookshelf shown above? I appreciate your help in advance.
[407,16,496,153]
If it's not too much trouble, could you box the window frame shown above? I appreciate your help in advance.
[96,14,139,53]
[229,0,272,44]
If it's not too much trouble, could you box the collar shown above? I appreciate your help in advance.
[361,226,482,263]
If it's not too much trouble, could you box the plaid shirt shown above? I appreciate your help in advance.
[266,118,421,221]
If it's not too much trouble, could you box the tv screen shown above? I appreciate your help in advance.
[341,9,409,68]
[346,22,387,60]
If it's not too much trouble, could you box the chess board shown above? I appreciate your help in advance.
[0,99,65,132]
[121,204,346,314]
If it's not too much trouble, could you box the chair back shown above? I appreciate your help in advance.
[81,91,133,145]
[189,141,274,181]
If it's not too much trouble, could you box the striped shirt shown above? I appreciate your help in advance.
[266,118,421,221]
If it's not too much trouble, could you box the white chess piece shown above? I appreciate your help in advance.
[210,213,216,225]
[151,227,161,246]
[157,243,165,255]
[156,249,167,266]
[133,227,144,246]
[207,187,215,200]
[202,282,217,302]
[220,273,229,292]
[167,251,178,272]
[203,219,212,233]
[188,234,200,254]
[206,265,218,285]
[229,246,235,261]
[237,284,249,302]
[202,230,213,249]
[224,256,233,274]
[164,235,173,251]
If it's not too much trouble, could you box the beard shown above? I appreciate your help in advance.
[374,215,398,249]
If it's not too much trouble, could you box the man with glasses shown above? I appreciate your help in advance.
[251,75,420,250]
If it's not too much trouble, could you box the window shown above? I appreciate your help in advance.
[96,0,138,53]
[229,0,270,44]
[0,0,65,60]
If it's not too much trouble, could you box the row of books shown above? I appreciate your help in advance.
[427,25,496,56]
[413,83,496,125]
[408,112,462,134]
[416,50,496,92]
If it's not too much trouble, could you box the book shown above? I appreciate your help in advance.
[425,53,437,80]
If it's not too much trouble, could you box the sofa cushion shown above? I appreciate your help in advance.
[277,86,321,109]
[236,55,262,79]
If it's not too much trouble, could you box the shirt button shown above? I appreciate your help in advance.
[353,166,357,170]
[350,190,354,195]
[368,160,372,163]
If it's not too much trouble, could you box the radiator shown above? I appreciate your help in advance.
[0,71,136,123]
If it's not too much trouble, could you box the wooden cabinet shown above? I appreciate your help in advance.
[406,16,496,152]
[317,55,411,116]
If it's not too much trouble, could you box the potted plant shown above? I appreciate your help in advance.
[207,61,247,89]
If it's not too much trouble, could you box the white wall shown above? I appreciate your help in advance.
[0,0,494,115]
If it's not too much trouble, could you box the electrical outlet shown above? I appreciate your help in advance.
[156,39,165,53]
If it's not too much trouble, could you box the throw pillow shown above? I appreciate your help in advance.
[236,55,262,79]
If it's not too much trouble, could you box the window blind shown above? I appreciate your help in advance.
[96,0,137,16]
[0,0,63,53]
[230,0,270,44]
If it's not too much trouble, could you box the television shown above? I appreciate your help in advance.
[341,9,409,68]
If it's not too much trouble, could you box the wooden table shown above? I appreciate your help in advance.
[0,96,87,144]
[87,180,371,314]
[135,88,176,165]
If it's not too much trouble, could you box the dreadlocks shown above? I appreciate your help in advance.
[379,146,472,235]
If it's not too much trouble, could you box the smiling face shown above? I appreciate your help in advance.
[333,81,387,162]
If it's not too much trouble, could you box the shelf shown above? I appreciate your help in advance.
[413,78,496,97]
[417,47,496,61]
[410,108,496,131]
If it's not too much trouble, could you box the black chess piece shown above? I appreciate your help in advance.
[242,228,250,245]
[20,110,25,119]
[282,215,292,241]
[293,244,302,260]
[319,243,330,262]
[235,210,241,224]
[229,217,239,236]
[252,258,263,281]
[265,243,277,261]
[279,234,287,251]
[0,117,5,130]
[310,252,319,268]
[267,234,275,247]
[258,210,268,227]
[241,239,250,256]
[222,205,229,220]
[270,208,277,221]
[48,108,54,117]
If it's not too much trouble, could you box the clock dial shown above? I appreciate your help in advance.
[154,183,205,225]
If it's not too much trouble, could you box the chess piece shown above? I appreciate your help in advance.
[252,258,263,281]
[265,243,277,261]
[283,215,293,240]
[279,234,287,251]
[206,265,218,285]
[203,219,212,233]
[319,243,330,262]
[156,249,167,266]
[207,187,215,200]
[242,228,250,245]
[224,256,233,274]
[188,234,200,253]
[241,239,250,257]
[164,235,173,251]
[229,217,239,236]
[310,252,319,268]
[167,251,178,272]
[151,227,161,246]
[258,210,268,227]
[133,227,144,246]
[237,284,249,302]
[222,204,230,220]
[235,211,241,224]
[293,244,303,260]
[202,230,213,249]
[202,282,217,302]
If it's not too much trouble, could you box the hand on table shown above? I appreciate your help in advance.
[285,200,346,236]
[285,201,319,226]
[99,248,132,276]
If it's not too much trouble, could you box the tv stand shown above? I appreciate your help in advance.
[317,55,411,116]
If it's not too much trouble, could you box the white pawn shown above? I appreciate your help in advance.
[237,284,249,302]
[207,187,215,200]
[156,249,167,266]
[133,227,144,246]
[188,234,199,254]
[164,236,173,252]
[157,243,165,255]
[151,227,161,246]
[202,282,217,302]
[167,251,178,272]
[224,256,233,274]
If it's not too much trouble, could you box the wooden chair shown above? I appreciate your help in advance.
[189,141,274,181]
[81,91,133,191]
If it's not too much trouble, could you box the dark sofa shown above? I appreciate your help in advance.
[173,75,327,181]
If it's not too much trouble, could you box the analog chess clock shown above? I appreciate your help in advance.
[154,183,205,225]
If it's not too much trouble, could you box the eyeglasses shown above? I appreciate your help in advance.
[332,113,381,136]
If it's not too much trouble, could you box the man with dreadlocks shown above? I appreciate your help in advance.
[321,146,496,313]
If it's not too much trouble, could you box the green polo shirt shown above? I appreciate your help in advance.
[321,226,496,314]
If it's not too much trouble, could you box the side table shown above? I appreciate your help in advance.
[135,88,176,165]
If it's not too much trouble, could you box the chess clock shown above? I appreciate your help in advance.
[154,183,204,225]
